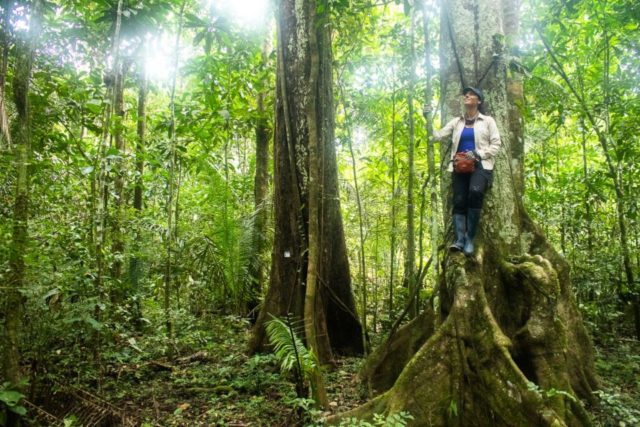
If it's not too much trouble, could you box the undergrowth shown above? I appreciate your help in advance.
[25,309,640,426]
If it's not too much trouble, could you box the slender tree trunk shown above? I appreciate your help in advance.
[164,1,185,341]
[404,10,417,319]
[304,0,330,404]
[373,227,380,334]
[0,0,11,147]
[110,59,128,286]
[421,0,440,287]
[129,65,147,326]
[133,72,146,215]
[580,119,593,254]
[388,79,397,316]
[246,28,272,320]
[94,0,123,350]
[249,0,363,360]
[555,132,566,256]
[417,176,429,287]
[3,2,41,426]
[222,115,231,312]
[503,0,524,197]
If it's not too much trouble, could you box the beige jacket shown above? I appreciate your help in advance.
[433,113,501,172]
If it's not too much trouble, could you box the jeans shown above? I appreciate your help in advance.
[452,166,493,215]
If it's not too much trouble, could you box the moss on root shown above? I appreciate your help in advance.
[329,235,595,426]
[358,305,436,395]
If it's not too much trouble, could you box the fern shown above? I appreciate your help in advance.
[265,314,319,382]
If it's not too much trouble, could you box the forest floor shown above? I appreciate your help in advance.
[100,315,370,426]
[29,315,640,426]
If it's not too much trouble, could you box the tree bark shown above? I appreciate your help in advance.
[503,0,524,198]
[249,0,363,360]
[331,0,597,425]
[304,0,330,403]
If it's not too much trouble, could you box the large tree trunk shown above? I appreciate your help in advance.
[331,0,597,425]
[249,0,363,360]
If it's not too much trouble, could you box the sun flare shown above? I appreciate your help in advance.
[210,0,270,29]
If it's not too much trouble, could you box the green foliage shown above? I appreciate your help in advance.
[265,315,320,384]
[593,390,640,427]
[592,339,640,426]
[523,0,640,338]
[337,411,414,427]
[63,415,80,427]
[447,399,458,418]
[0,382,26,418]
[526,381,577,403]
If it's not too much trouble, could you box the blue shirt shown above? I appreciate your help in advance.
[457,127,475,153]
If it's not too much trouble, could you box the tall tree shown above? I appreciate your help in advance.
[388,76,398,316]
[421,0,440,291]
[164,1,186,341]
[249,0,364,360]
[245,27,272,320]
[334,0,597,424]
[0,0,11,147]
[402,9,417,318]
[109,57,128,284]
[95,0,124,319]
[128,60,147,325]
[3,1,42,426]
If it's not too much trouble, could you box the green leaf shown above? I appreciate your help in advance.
[85,316,103,331]
[10,405,27,415]
[0,390,23,406]
[128,337,142,353]
[42,287,61,301]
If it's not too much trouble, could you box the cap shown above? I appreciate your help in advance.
[463,87,484,103]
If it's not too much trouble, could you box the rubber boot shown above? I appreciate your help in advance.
[449,214,466,251]
[464,208,481,256]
